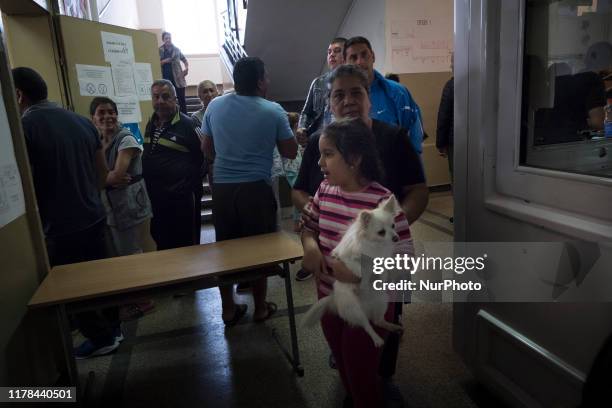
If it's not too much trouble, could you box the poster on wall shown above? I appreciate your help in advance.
[0,82,25,229]
[101,31,135,63]
[111,60,137,96]
[76,64,113,97]
[133,63,153,101]
[114,95,142,123]
[387,0,453,74]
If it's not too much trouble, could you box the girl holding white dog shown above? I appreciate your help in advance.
[301,118,413,407]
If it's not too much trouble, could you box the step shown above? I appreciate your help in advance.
[201,194,212,209]
[203,181,211,195]
[201,208,212,223]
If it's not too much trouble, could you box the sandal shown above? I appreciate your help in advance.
[254,301,278,323]
[222,304,248,327]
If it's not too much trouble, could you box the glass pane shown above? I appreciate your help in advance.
[521,0,612,178]
[162,0,219,54]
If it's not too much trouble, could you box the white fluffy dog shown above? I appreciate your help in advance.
[302,196,404,347]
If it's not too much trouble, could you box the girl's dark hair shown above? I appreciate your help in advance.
[89,97,118,116]
[322,118,383,183]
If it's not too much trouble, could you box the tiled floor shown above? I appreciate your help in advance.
[73,191,504,407]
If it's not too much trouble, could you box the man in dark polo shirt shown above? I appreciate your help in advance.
[13,67,121,359]
[143,79,203,250]
[292,64,428,406]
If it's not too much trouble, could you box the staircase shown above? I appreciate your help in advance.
[185,96,214,226]
[201,181,212,224]
[186,96,201,116]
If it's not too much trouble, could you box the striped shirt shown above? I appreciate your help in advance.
[305,180,413,296]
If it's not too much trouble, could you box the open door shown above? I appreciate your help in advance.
[453,1,612,406]
[0,18,60,385]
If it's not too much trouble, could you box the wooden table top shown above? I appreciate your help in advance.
[29,232,303,308]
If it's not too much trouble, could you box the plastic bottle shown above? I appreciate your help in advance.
[605,98,612,138]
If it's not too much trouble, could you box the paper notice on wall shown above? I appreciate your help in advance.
[387,0,453,73]
[101,31,135,63]
[76,64,113,97]
[111,60,137,96]
[0,82,25,228]
[114,95,142,123]
[134,63,153,101]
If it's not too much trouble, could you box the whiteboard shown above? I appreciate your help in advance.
[386,0,454,74]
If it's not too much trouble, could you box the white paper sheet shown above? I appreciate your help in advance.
[76,64,113,97]
[101,31,135,63]
[134,62,153,101]
[111,60,137,96]
[114,95,142,123]
[387,0,454,74]
[0,82,25,228]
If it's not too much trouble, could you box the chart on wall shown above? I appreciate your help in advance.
[0,82,25,229]
[58,16,161,128]
[387,0,453,74]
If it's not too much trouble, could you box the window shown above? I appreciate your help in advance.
[487,0,612,238]
[521,0,612,178]
[161,0,220,55]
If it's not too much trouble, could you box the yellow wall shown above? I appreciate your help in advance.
[1,14,64,105]
[58,16,162,128]
[400,72,453,187]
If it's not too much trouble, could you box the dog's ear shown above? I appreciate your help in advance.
[382,196,398,214]
[359,210,372,227]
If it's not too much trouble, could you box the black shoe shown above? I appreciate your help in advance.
[329,353,337,369]
[295,268,313,281]
[449,216,454,224]
[236,282,252,293]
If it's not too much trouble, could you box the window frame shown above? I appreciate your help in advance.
[484,0,612,240]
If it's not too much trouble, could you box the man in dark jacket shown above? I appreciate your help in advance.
[13,67,121,359]
[436,57,454,182]
[143,79,204,250]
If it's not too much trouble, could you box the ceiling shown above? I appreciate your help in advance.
[244,0,354,102]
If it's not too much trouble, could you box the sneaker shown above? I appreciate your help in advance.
[113,327,124,343]
[236,282,252,293]
[295,268,313,281]
[74,338,119,359]
[328,353,337,369]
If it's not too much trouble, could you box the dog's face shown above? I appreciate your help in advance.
[357,196,400,244]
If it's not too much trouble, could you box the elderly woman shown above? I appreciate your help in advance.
[191,80,219,128]
[159,31,189,114]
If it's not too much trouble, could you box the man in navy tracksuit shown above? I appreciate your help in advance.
[143,79,204,250]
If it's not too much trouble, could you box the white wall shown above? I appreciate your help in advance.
[135,0,228,87]
[337,0,388,73]
[98,0,139,29]
[186,55,224,86]
[136,0,164,29]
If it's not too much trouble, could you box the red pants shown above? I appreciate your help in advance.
[320,294,395,408]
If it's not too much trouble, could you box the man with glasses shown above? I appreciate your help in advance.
[143,79,203,250]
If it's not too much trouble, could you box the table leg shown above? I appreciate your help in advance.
[282,261,304,376]
[56,305,79,387]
